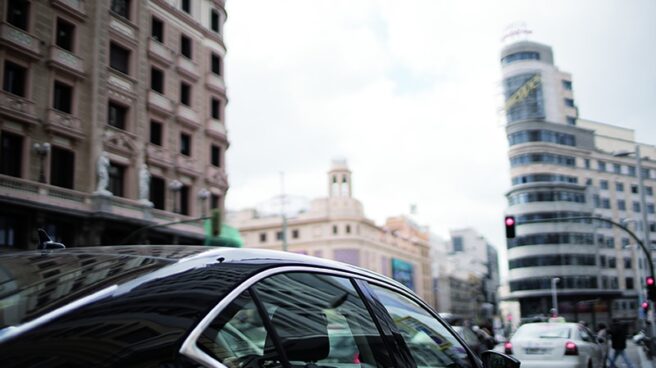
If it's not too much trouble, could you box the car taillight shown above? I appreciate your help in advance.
[504,341,513,354]
[565,341,578,355]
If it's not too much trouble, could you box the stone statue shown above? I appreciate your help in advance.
[139,164,151,202]
[95,152,111,196]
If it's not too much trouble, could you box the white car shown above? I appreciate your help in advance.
[504,322,604,368]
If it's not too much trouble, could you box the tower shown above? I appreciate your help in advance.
[328,159,352,198]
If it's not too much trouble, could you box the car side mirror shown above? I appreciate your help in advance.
[481,351,521,368]
[597,336,606,344]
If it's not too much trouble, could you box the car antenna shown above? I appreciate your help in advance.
[38,229,66,250]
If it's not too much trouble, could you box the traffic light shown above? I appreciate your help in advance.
[211,209,221,237]
[642,301,650,312]
[647,276,656,302]
[505,216,516,239]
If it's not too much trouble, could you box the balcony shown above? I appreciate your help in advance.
[44,109,85,140]
[109,14,137,43]
[148,91,174,114]
[107,69,136,96]
[205,73,226,94]
[51,0,87,20]
[148,39,174,64]
[0,90,37,124]
[176,56,200,80]
[146,143,174,168]
[0,23,42,59]
[176,105,201,129]
[176,154,201,177]
[205,119,228,142]
[206,165,228,189]
[48,46,85,78]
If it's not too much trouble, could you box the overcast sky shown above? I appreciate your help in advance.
[223,0,656,278]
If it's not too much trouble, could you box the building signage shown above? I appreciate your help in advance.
[391,258,415,291]
[505,74,541,111]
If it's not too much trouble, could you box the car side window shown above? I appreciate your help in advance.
[253,272,391,367]
[579,327,592,342]
[368,284,475,368]
[196,290,282,367]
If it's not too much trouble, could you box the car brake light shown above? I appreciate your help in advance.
[504,341,513,354]
[565,341,578,355]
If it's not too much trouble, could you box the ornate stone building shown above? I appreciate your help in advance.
[0,0,228,248]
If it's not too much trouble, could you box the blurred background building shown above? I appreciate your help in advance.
[228,160,434,303]
[502,39,656,330]
[0,0,229,248]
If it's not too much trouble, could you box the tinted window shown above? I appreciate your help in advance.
[369,284,474,368]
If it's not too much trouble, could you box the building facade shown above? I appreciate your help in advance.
[0,0,228,248]
[228,160,434,303]
[502,40,656,328]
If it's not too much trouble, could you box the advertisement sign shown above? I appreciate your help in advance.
[503,72,545,123]
[391,258,415,291]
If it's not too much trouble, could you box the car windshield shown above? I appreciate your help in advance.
[514,324,571,339]
[0,250,174,331]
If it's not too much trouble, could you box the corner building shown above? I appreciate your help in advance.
[0,0,229,248]
[502,41,656,328]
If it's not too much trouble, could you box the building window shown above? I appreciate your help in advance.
[628,166,636,177]
[601,198,610,209]
[150,67,164,93]
[53,81,73,114]
[292,229,299,239]
[180,82,191,106]
[346,225,351,234]
[211,98,220,119]
[597,160,606,172]
[584,159,590,169]
[631,184,639,194]
[109,42,130,74]
[108,162,125,197]
[333,225,338,235]
[110,0,131,20]
[646,186,653,196]
[562,80,573,90]
[180,133,191,156]
[617,200,626,211]
[210,9,220,33]
[648,204,655,214]
[564,98,575,107]
[211,53,222,76]
[151,17,164,42]
[613,163,621,174]
[179,184,189,215]
[566,116,576,125]
[150,176,165,210]
[633,201,641,212]
[210,144,221,167]
[259,233,267,242]
[616,182,624,192]
[276,231,283,241]
[55,18,75,52]
[626,277,634,290]
[452,236,464,252]
[181,0,191,14]
[210,193,220,209]
[149,120,162,146]
[7,0,30,30]
[180,35,192,59]
[0,131,23,178]
[600,180,608,190]
[3,61,27,97]
[108,101,127,129]
[50,146,74,189]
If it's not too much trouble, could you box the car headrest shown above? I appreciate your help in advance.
[264,306,330,362]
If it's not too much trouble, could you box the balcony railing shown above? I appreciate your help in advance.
[148,39,174,64]
[107,69,136,95]
[0,22,41,58]
[205,119,228,141]
[147,143,174,167]
[109,15,137,42]
[148,91,174,114]
[205,73,226,94]
[176,56,200,80]
[51,0,87,19]
[45,108,85,139]
[0,90,37,122]
[177,105,201,129]
[49,46,85,77]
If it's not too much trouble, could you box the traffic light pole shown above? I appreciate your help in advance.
[516,215,656,346]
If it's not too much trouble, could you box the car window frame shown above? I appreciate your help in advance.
[179,265,481,368]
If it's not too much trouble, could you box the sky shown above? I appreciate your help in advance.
[222,0,656,279]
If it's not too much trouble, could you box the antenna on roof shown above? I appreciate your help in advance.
[38,229,66,250]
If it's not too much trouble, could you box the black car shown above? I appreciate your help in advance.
[0,245,518,368]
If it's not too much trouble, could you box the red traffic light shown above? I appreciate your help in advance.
[505,216,516,239]
[642,301,650,310]
[505,217,515,226]
[647,277,655,286]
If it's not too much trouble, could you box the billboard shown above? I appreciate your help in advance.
[503,73,545,123]
[391,258,415,291]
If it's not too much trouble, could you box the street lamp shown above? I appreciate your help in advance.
[169,180,183,214]
[551,277,560,316]
[197,188,210,217]
[33,142,51,183]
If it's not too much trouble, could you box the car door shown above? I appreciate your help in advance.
[578,326,602,367]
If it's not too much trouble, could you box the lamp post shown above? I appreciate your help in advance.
[33,142,51,183]
[169,180,183,214]
[551,277,560,316]
[197,188,210,217]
